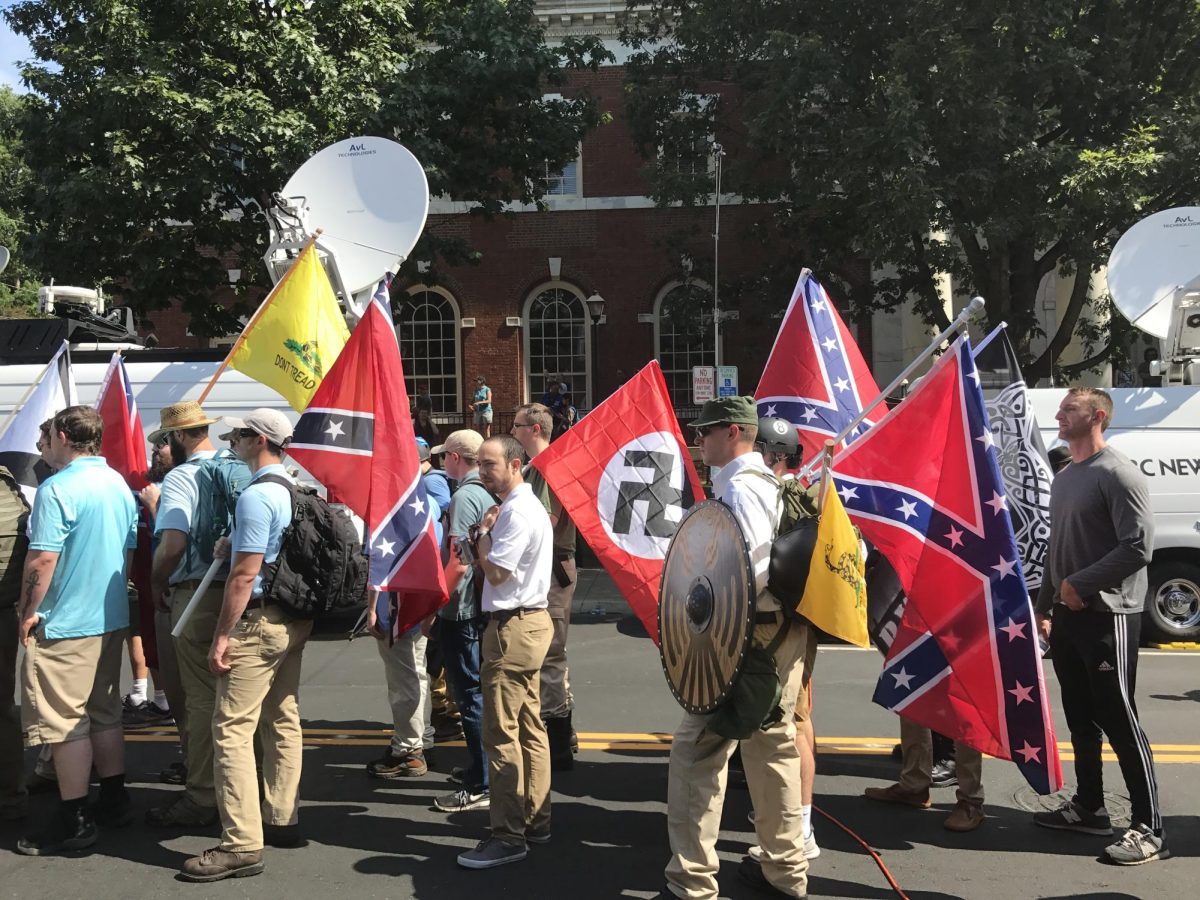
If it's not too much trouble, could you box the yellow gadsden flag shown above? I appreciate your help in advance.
[226,244,350,412]
[798,481,870,648]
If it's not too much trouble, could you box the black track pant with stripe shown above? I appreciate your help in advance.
[1049,605,1161,833]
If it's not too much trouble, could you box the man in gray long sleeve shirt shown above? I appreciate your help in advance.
[1031,388,1165,866]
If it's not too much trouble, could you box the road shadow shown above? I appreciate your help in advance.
[617,613,651,640]
[1150,688,1200,703]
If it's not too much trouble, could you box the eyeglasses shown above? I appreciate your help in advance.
[694,423,731,438]
[511,422,535,429]
[235,428,259,440]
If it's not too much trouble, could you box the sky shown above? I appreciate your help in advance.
[0,3,31,92]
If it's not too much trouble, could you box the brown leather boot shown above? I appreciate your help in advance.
[180,846,264,882]
[863,783,932,809]
[944,800,985,832]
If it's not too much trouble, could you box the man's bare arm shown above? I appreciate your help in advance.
[151,529,187,604]
[18,550,59,645]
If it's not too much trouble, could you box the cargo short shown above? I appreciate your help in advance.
[22,627,126,746]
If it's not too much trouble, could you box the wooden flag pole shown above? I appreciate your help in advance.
[816,439,835,517]
[197,230,323,404]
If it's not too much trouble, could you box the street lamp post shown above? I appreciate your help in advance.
[711,142,725,367]
[585,292,606,409]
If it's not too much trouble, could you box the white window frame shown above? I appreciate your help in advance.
[654,279,717,408]
[399,284,463,414]
[540,93,583,198]
[657,92,717,177]
[522,280,592,407]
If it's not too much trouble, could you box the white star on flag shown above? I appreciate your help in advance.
[408,496,425,516]
[975,430,995,450]
[834,377,850,393]
[324,420,345,440]
[897,499,918,520]
[985,491,1008,515]
[375,538,395,558]
[967,368,981,385]
[765,404,777,416]
[811,297,828,314]
[892,668,915,690]
[822,337,838,353]
[800,407,817,423]
[1016,741,1042,763]
[1008,681,1034,705]
[838,484,859,502]
[999,618,1027,642]
[991,556,1018,579]
[945,526,964,547]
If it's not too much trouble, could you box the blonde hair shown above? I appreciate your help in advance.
[516,402,554,437]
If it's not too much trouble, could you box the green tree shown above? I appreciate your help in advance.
[5,0,607,336]
[625,1,1200,376]
[0,84,41,317]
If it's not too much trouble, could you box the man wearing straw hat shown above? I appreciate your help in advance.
[143,400,237,829]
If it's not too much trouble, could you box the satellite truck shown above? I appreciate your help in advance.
[0,135,430,471]
[1028,206,1200,643]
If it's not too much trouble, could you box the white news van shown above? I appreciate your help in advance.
[1029,387,1200,643]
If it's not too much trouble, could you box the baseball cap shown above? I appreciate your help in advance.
[431,429,484,459]
[415,436,431,462]
[221,408,294,447]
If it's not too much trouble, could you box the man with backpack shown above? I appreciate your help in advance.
[430,429,492,814]
[144,401,248,829]
[182,408,304,882]
[662,397,810,900]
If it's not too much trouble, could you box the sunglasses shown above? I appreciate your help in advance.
[694,423,731,438]
[235,428,259,440]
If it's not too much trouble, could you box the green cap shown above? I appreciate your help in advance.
[691,395,759,428]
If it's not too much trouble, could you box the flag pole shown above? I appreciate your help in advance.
[796,296,985,481]
[816,439,835,516]
[197,230,323,404]
[972,321,1008,358]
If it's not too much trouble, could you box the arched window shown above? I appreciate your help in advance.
[397,286,461,413]
[524,283,590,407]
[656,280,715,408]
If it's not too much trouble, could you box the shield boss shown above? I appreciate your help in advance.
[658,500,755,714]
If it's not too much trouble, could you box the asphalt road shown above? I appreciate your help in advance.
[3,575,1199,899]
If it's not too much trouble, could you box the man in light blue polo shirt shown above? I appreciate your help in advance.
[16,406,138,856]
[182,408,303,883]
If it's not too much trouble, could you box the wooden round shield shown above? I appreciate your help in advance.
[658,500,755,714]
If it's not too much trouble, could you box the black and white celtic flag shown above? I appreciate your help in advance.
[973,327,1053,593]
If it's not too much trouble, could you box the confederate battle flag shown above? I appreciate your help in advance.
[531,361,705,644]
[288,277,448,635]
[755,269,882,465]
[832,336,1062,794]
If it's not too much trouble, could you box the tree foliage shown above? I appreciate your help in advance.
[624,1,1200,375]
[5,0,607,335]
[0,85,41,317]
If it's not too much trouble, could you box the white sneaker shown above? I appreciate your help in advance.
[1105,823,1167,866]
[748,835,820,863]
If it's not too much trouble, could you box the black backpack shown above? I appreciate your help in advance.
[255,474,369,620]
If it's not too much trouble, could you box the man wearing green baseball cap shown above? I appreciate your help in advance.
[661,396,811,900]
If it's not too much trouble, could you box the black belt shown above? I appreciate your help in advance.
[241,597,267,619]
[486,607,548,624]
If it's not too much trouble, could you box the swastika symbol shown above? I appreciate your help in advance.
[612,450,683,537]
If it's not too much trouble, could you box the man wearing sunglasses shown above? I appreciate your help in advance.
[663,396,810,900]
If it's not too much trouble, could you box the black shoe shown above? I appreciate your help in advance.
[890,742,903,762]
[1033,798,1113,835]
[160,760,187,786]
[264,823,307,848]
[930,759,958,788]
[122,698,174,727]
[736,857,795,897]
[16,805,98,856]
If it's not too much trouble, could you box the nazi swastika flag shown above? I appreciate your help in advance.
[530,361,705,644]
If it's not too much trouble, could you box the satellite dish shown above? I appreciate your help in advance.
[280,136,429,297]
[1108,206,1200,338]
[0,246,9,276]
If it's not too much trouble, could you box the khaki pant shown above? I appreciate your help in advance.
[22,628,126,746]
[665,617,811,900]
[0,608,25,815]
[171,582,225,806]
[153,607,188,763]
[482,609,553,847]
[213,605,312,852]
[376,629,433,753]
[539,557,576,718]
[898,718,984,805]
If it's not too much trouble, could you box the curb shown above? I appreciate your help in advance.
[1148,641,1200,650]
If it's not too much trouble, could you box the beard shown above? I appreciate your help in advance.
[147,456,172,483]
[168,435,189,467]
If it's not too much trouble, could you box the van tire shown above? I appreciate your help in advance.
[1142,561,1200,644]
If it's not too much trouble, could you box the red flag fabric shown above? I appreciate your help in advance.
[754,270,882,464]
[287,279,448,634]
[530,361,705,644]
[832,336,1062,794]
[94,353,155,666]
